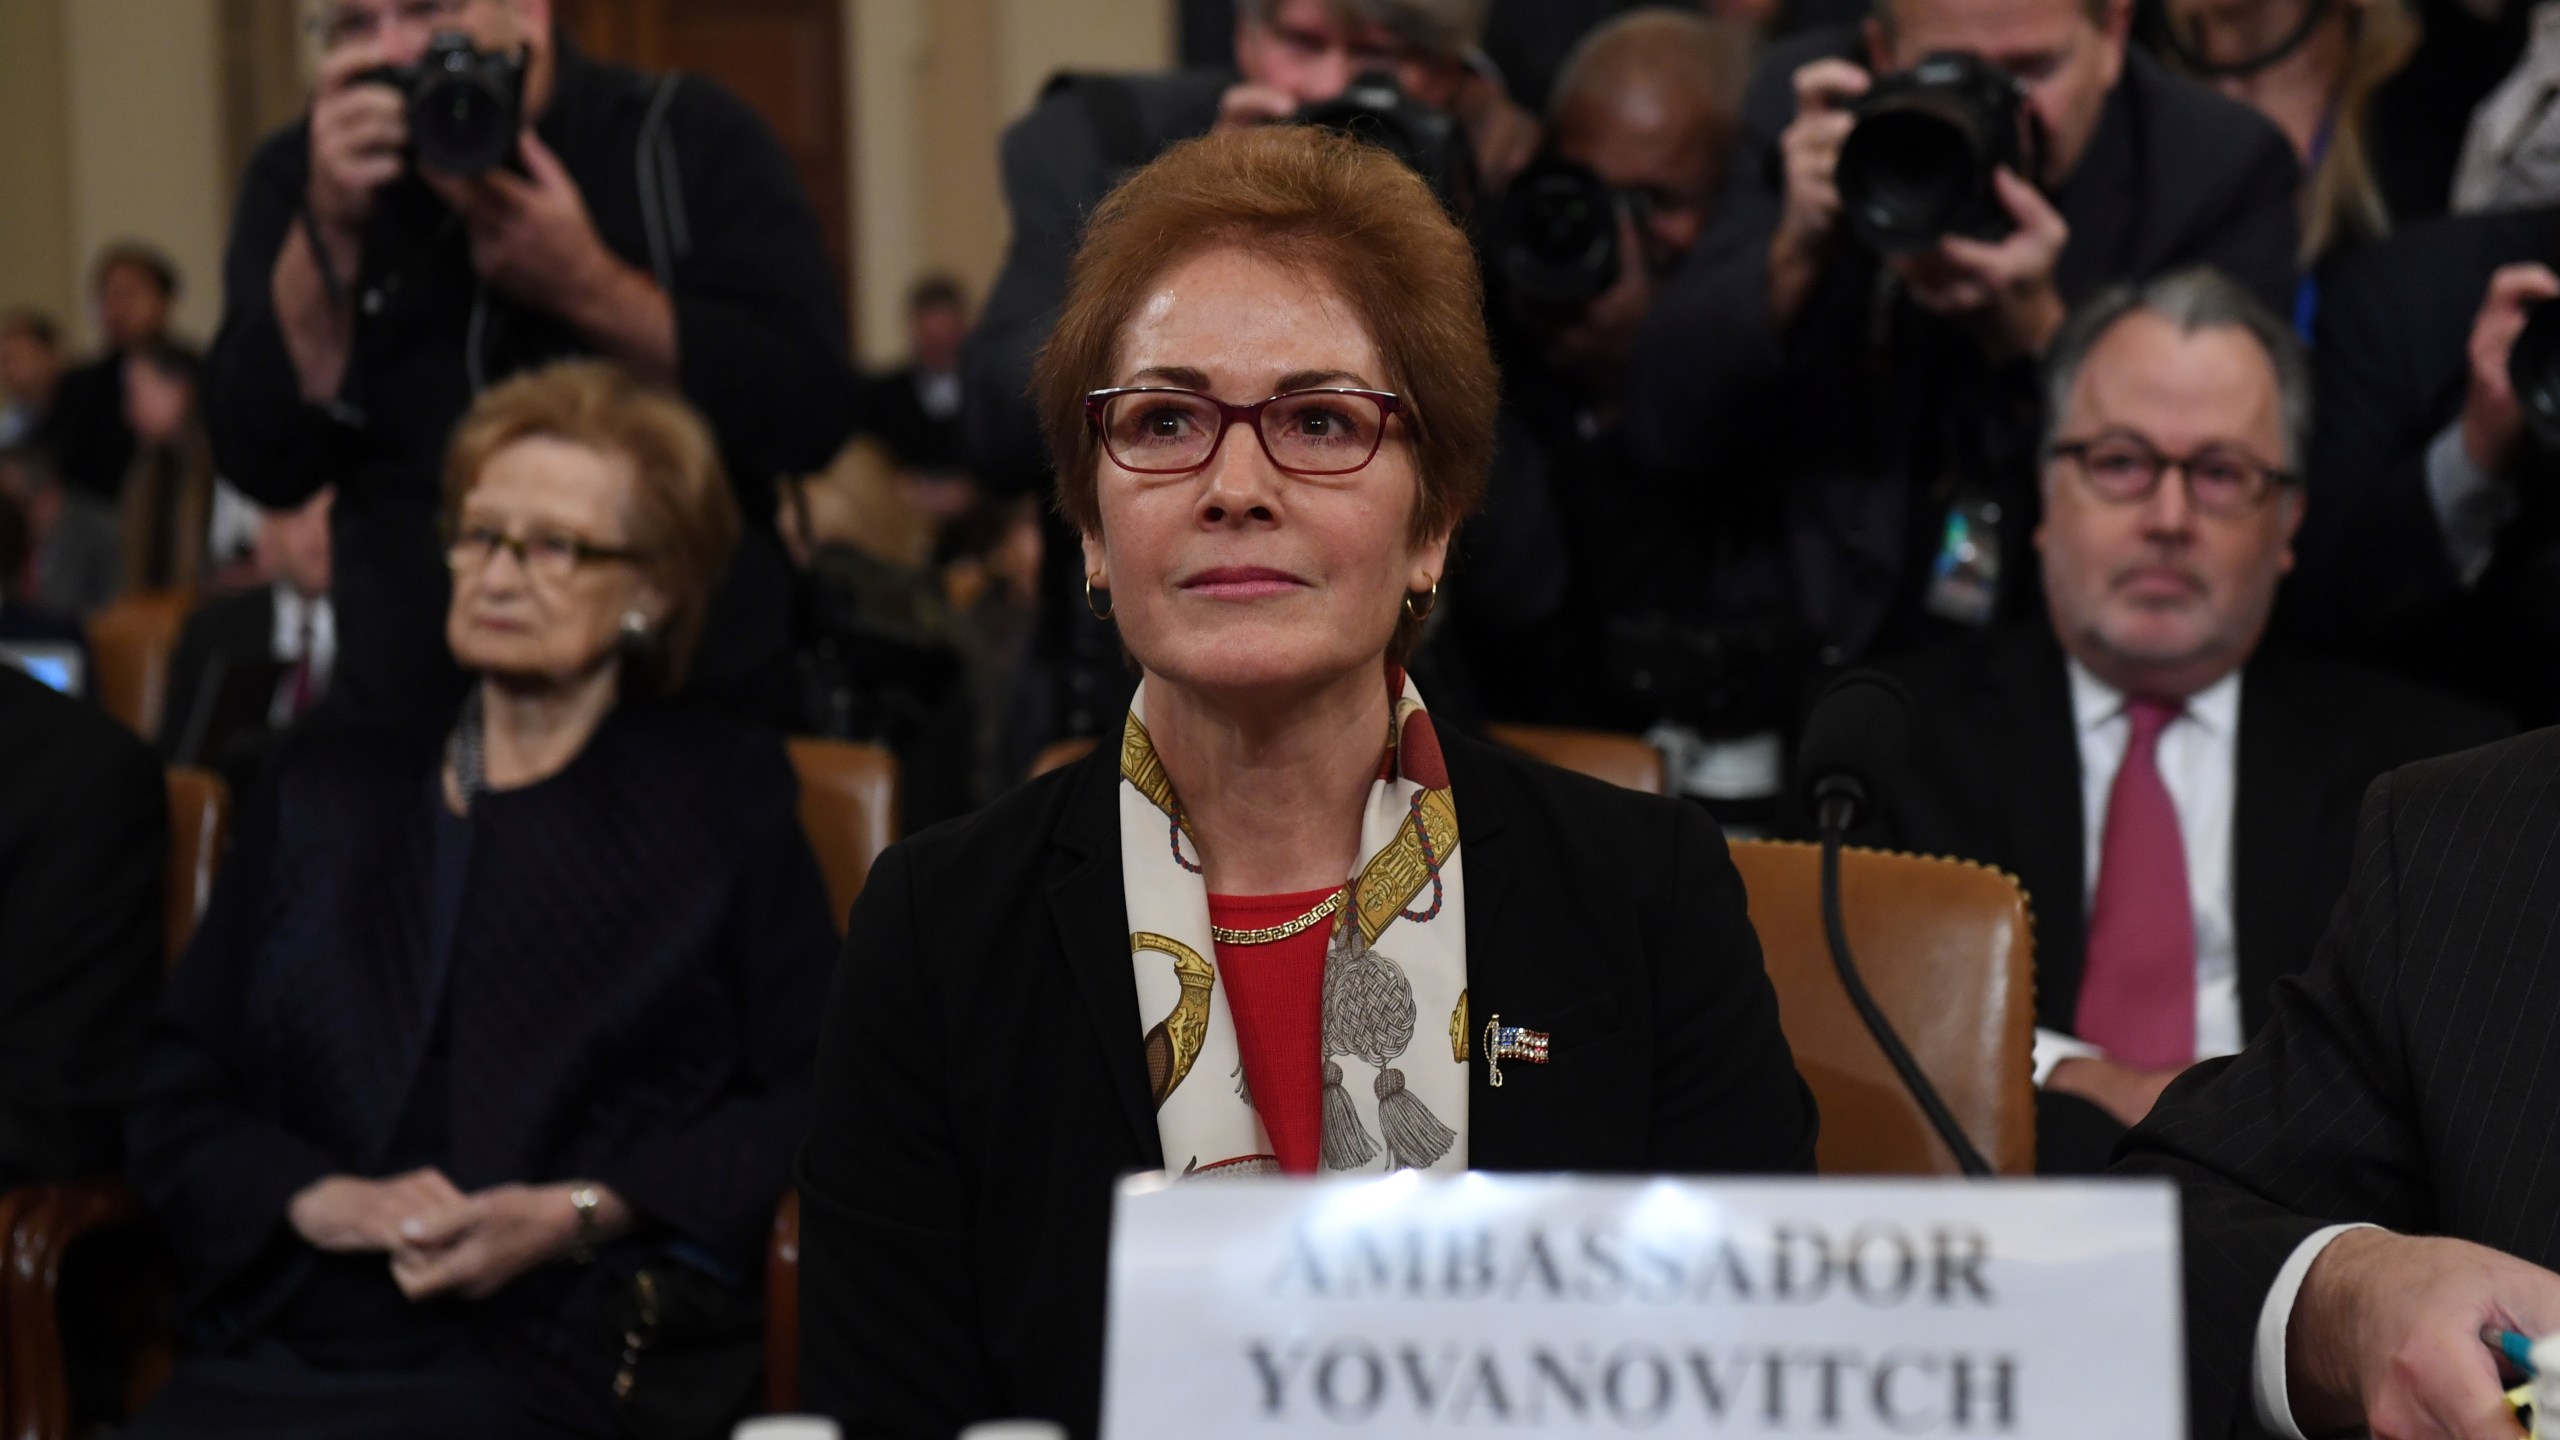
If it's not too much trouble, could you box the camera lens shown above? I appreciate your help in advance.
[1835,52,2028,256]
[2509,300,2560,450]
[414,71,515,176]
[1837,108,1978,253]
[1495,158,1621,309]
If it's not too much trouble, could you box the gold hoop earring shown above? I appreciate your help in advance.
[1403,579,1439,621]
[1085,577,1114,621]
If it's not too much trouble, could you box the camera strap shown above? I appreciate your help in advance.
[637,73,691,298]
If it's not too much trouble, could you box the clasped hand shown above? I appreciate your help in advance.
[287,1168,598,1302]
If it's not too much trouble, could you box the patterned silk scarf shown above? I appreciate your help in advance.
[1118,672,1470,1178]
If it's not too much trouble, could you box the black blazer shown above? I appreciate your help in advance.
[2288,205,2560,721]
[1842,625,2511,1040]
[0,666,165,1188]
[1625,35,2300,659]
[2117,727,2560,1440]
[125,705,837,1365]
[797,729,1818,1439]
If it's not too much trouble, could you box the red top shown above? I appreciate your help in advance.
[1206,887,1337,1174]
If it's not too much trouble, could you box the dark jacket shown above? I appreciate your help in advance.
[961,69,1230,500]
[797,727,1819,1440]
[205,35,855,721]
[0,665,165,1188]
[1626,33,2300,664]
[1839,624,2512,1041]
[2286,205,2560,722]
[125,705,836,1376]
[2117,727,2560,1440]
[44,350,136,504]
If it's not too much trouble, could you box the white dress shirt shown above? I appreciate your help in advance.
[2034,662,2247,1083]
[2424,418,2519,588]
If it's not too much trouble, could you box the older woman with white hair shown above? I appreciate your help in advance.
[798,124,1817,1440]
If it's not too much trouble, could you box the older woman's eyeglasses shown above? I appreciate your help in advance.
[447,523,644,584]
[2045,432,2295,517]
[1084,387,1404,476]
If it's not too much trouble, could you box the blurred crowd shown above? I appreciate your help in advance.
[11,0,2560,1429]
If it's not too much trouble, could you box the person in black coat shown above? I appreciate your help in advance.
[0,663,165,1188]
[1825,271,2508,1172]
[2116,727,2560,1440]
[799,128,1816,1440]
[1626,0,2300,674]
[207,0,854,724]
[159,487,336,788]
[123,363,836,1439]
[2282,204,2560,722]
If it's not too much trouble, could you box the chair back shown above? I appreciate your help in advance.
[1027,735,1099,779]
[86,590,193,740]
[787,737,900,934]
[767,1189,802,1412]
[163,767,230,968]
[1729,840,2036,1175]
[1484,722,1665,794]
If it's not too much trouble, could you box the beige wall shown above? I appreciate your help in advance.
[0,0,77,338]
[847,0,1171,368]
[60,0,231,349]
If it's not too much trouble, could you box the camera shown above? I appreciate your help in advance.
[1491,155,1645,311]
[1835,51,2038,255]
[1294,70,1475,213]
[2510,298,2560,450]
[357,31,528,178]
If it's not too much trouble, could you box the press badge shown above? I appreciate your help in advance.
[1923,495,2003,627]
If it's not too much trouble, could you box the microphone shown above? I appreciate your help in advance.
[1794,672,1993,1177]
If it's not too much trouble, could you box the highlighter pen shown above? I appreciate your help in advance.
[2484,1326,2541,1379]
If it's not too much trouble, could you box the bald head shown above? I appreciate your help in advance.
[1550,9,1752,266]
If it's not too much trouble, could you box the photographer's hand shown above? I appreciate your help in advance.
[1768,59,1869,333]
[425,130,677,385]
[1896,168,2068,360]
[2460,264,2560,477]
[1215,83,1300,134]
[1542,204,1656,390]
[275,42,405,404]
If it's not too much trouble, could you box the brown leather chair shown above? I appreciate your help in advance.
[162,767,229,968]
[4,768,233,1433]
[84,590,193,741]
[787,737,900,936]
[767,1189,804,1412]
[1729,839,2037,1176]
[1027,735,1099,780]
[1484,722,1666,794]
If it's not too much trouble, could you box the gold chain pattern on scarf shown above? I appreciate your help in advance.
[1208,886,1349,946]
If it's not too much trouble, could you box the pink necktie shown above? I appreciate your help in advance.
[2074,697,2197,1071]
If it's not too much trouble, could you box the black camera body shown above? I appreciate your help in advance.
[1491,155,1644,311]
[1836,51,2037,255]
[358,31,528,178]
[2511,299,2560,450]
[1293,70,1474,213]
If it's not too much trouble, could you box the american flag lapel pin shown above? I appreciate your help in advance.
[1482,1013,1551,1088]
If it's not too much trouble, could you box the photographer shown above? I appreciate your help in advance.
[2284,203,2560,722]
[1625,0,2300,670]
[1462,9,1756,734]
[208,0,853,721]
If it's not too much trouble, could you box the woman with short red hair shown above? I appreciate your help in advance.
[797,125,1816,1438]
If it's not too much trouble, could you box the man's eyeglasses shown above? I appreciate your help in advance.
[2045,432,2295,517]
[310,0,471,49]
[1084,387,1405,477]
[447,523,645,584]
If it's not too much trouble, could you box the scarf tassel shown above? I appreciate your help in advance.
[1373,1066,1456,1170]
[1320,1059,1381,1170]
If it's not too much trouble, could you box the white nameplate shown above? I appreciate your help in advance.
[1102,1175,2181,1440]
